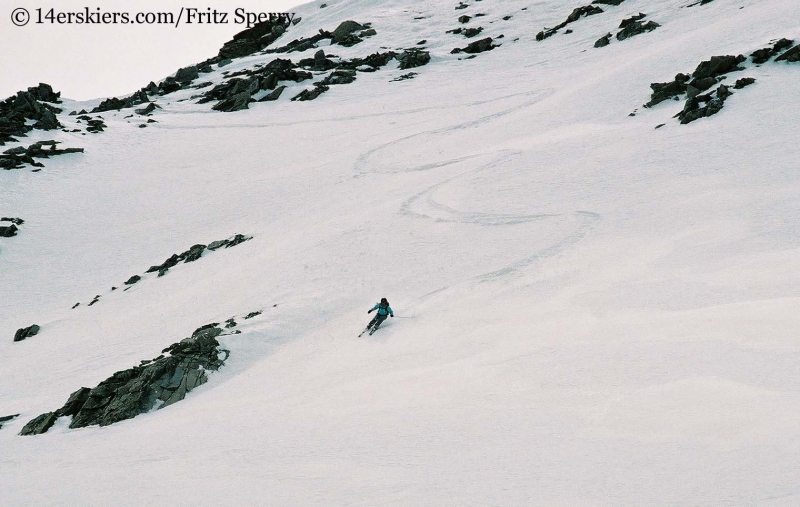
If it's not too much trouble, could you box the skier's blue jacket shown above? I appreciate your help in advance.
[370,303,394,317]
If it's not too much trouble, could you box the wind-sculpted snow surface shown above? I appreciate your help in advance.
[2,0,800,506]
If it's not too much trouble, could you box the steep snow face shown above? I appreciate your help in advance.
[2,0,800,505]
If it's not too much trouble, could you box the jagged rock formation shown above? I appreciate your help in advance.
[20,323,230,435]
[641,48,781,124]
[14,324,41,342]
[0,83,63,146]
[1,140,84,170]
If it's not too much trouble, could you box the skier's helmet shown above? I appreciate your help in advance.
[381,298,388,305]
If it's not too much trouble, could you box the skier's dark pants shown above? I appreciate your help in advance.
[369,314,388,330]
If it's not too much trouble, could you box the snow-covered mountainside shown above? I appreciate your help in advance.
[2,0,800,504]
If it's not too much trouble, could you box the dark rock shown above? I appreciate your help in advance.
[359,29,377,37]
[88,295,101,306]
[619,12,645,28]
[292,83,330,102]
[124,275,141,285]
[775,44,800,63]
[678,84,732,124]
[397,49,431,69]
[175,65,199,83]
[55,388,91,417]
[18,323,230,432]
[391,72,418,82]
[332,20,366,44]
[0,414,19,429]
[459,15,472,23]
[536,5,604,41]
[463,27,484,38]
[645,73,690,107]
[259,86,286,102]
[207,239,229,250]
[212,92,253,112]
[733,77,756,89]
[135,103,161,115]
[1,217,24,225]
[244,311,262,319]
[225,318,237,328]
[452,37,498,54]
[19,412,58,436]
[592,0,625,4]
[183,244,206,263]
[298,50,337,71]
[226,234,252,247]
[616,16,659,41]
[595,33,612,48]
[0,223,19,237]
[690,55,746,81]
[14,324,40,342]
[321,70,357,86]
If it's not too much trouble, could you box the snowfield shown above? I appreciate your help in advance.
[2,0,800,505]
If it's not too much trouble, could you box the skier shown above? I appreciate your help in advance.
[360,298,394,336]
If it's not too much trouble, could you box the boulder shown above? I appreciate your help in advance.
[332,20,365,42]
[594,33,612,48]
[733,77,756,89]
[175,65,199,83]
[690,55,746,81]
[14,324,40,342]
[124,275,141,285]
[452,37,498,54]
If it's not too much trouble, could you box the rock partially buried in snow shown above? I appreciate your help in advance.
[0,414,19,429]
[14,324,40,342]
[20,323,230,434]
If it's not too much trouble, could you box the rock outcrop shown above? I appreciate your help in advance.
[0,83,63,146]
[1,140,84,170]
[20,323,230,435]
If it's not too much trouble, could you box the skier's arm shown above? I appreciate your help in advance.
[368,303,379,313]
[388,306,394,317]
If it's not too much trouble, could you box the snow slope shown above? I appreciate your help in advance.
[2,0,800,505]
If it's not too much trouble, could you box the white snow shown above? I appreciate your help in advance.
[2,0,800,505]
